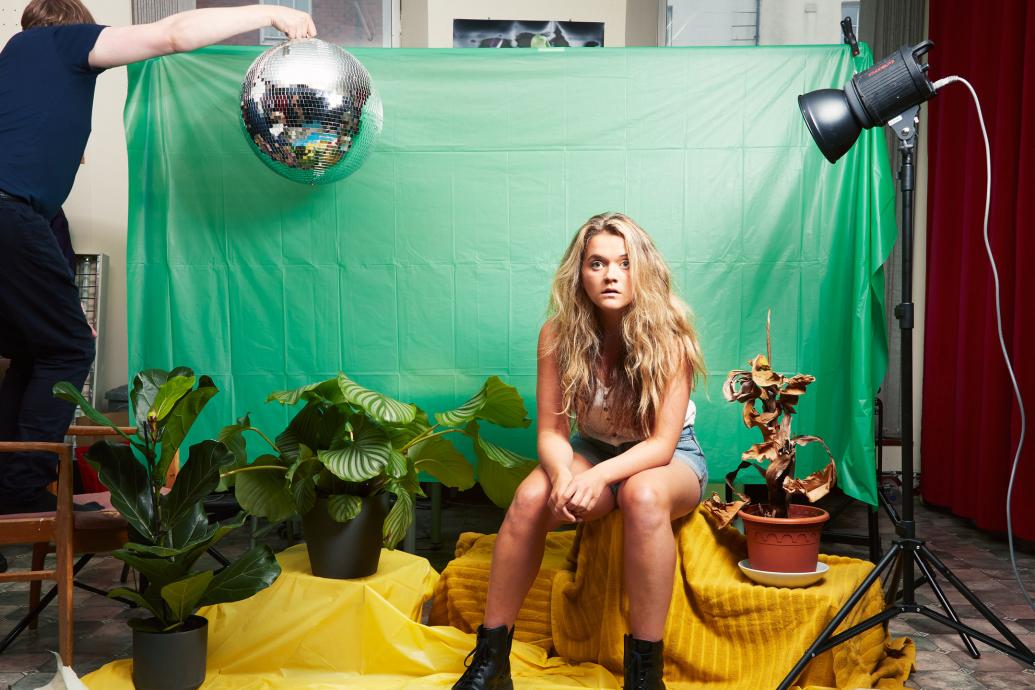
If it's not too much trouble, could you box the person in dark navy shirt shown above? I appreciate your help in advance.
[0,0,316,514]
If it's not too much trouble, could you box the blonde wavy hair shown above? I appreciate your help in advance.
[546,212,705,438]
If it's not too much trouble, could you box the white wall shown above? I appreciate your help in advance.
[1,0,132,405]
[415,0,627,48]
[759,0,842,45]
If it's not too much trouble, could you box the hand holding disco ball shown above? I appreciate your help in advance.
[240,39,382,185]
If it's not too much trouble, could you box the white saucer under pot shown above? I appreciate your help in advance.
[737,559,830,588]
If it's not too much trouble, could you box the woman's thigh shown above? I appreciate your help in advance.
[617,457,702,522]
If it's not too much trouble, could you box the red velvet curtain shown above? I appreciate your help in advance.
[923,0,1035,540]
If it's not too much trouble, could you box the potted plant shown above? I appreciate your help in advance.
[54,368,281,690]
[219,372,535,579]
[702,314,837,574]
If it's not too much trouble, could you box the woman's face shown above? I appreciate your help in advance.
[581,232,633,314]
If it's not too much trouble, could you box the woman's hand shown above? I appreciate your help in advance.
[564,467,608,520]
[548,468,578,523]
[270,6,317,39]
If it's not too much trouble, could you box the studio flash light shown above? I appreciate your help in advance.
[798,40,938,163]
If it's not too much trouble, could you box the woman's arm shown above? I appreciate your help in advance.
[536,321,578,522]
[88,5,316,70]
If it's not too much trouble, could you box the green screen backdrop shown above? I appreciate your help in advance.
[124,45,896,505]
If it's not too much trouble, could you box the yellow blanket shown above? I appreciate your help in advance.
[431,509,915,689]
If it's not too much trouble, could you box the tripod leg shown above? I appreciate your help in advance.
[919,544,1034,658]
[776,542,903,690]
[912,549,979,657]
[884,551,903,606]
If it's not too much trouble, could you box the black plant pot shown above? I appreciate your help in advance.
[302,493,390,579]
[131,615,207,690]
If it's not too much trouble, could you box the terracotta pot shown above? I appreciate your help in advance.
[740,504,829,573]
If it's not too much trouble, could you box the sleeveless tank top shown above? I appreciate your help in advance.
[578,386,696,445]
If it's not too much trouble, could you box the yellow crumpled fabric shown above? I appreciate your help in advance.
[432,509,915,690]
[81,544,618,689]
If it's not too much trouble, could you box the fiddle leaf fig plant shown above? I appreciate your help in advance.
[221,373,536,548]
[53,368,281,633]
[702,313,837,528]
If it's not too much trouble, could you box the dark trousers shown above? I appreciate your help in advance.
[0,196,95,509]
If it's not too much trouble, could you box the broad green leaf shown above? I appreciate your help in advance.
[385,449,408,479]
[85,442,156,543]
[109,587,164,622]
[177,512,249,571]
[267,377,339,405]
[284,400,346,453]
[410,435,474,489]
[160,571,214,625]
[293,475,316,515]
[318,417,390,482]
[131,368,193,432]
[388,409,431,448]
[234,456,295,523]
[52,381,137,446]
[166,504,209,550]
[435,376,530,429]
[472,433,534,470]
[476,451,536,509]
[337,372,416,425]
[327,494,363,522]
[217,414,252,466]
[149,376,196,422]
[197,545,281,607]
[156,376,220,485]
[382,490,414,549]
[111,549,187,590]
[163,440,231,531]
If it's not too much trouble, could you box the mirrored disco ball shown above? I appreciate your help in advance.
[240,39,383,185]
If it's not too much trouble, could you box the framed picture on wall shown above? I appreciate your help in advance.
[453,19,604,48]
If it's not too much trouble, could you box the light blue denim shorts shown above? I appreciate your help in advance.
[569,424,709,503]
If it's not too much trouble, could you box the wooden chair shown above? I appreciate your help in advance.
[0,439,75,662]
[0,425,135,664]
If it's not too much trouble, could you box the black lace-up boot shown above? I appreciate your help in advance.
[452,624,514,690]
[623,634,666,690]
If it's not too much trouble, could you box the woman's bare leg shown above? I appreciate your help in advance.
[483,455,616,628]
[618,459,701,640]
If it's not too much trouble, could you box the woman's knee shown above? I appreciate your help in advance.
[505,469,551,523]
[619,477,670,531]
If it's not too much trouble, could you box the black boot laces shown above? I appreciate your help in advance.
[455,636,494,688]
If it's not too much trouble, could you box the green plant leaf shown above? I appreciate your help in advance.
[318,417,390,482]
[85,441,155,543]
[52,381,138,446]
[337,372,416,425]
[166,504,209,549]
[471,433,534,470]
[327,494,363,522]
[267,377,340,406]
[160,570,214,626]
[293,475,316,515]
[382,490,413,549]
[149,375,196,422]
[156,376,220,487]
[476,450,536,509]
[163,440,231,532]
[411,435,474,489]
[178,512,249,571]
[111,549,187,590]
[435,376,530,429]
[198,544,280,607]
[387,410,431,448]
[131,368,193,432]
[234,456,295,523]
[217,414,252,466]
[109,587,164,622]
[385,449,408,479]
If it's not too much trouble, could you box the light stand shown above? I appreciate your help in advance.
[781,68,1035,688]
